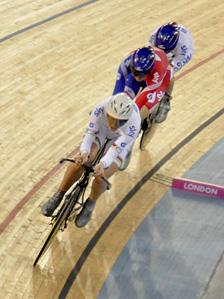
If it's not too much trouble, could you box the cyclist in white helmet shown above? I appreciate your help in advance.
[42,93,141,227]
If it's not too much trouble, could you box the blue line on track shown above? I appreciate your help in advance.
[0,0,99,44]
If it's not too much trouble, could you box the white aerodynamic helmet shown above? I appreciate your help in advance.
[106,93,134,120]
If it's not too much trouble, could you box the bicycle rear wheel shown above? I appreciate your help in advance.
[33,188,81,266]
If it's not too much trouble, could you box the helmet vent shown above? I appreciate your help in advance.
[106,93,134,120]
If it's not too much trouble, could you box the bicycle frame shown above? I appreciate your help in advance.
[33,138,111,266]
[54,138,112,226]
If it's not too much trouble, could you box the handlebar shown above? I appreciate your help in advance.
[60,158,112,190]
[60,158,77,164]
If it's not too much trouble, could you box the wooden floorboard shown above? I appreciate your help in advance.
[0,0,223,298]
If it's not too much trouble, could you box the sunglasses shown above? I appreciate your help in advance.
[118,119,128,127]
[130,65,147,78]
[107,114,128,128]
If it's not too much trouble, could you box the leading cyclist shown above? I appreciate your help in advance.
[41,93,141,227]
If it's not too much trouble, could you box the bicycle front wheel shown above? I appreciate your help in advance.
[33,188,81,267]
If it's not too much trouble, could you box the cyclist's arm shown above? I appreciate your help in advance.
[80,106,102,155]
[148,27,158,46]
[172,28,194,73]
[113,54,135,97]
[100,121,140,168]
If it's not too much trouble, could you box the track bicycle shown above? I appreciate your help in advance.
[33,139,111,267]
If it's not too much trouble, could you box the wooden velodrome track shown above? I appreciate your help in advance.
[0,0,223,298]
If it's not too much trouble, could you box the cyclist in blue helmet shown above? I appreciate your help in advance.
[155,22,180,53]
[112,46,156,100]
[149,22,194,122]
[131,47,155,81]
[113,45,172,127]
[150,22,194,72]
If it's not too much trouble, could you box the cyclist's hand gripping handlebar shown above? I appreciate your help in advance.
[59,159,111,190]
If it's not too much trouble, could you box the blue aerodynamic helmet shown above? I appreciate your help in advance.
[155,22,180,53]
[131,46,155,75]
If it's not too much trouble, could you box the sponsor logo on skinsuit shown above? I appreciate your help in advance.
[112,144,122,154]
[94,107,104,117]
[147,92,156,103]
[152,72,160,84]
[128,125,137,137]
[180,45,188,56]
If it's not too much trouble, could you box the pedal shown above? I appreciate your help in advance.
[68,205,83,222]
[68,210,76,222]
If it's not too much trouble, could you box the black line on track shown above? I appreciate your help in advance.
[58,108,224,298]
[0,0,99,44]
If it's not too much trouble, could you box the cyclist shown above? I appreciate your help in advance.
[149,22,194,121]
[112,46,172,125]
[41,93,141,227]
[149,22,194,74]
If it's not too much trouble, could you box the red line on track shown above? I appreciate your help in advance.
[0,48,223,235]
[176,48,224,80]
[0,148,78,234]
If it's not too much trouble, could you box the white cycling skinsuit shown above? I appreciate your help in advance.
[80,97,141,169]
[149,24,194,74]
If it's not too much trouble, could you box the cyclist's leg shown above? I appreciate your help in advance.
[167,76,175,95]
[58,143,99,192]
[136,84,171,126]
[75,162,118,227]
[75,142,137,228]
[135,88,161,132]
[42,143,99,216]
[140,105,151,120]
[155,68,173,123]
[90,163,118,199]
